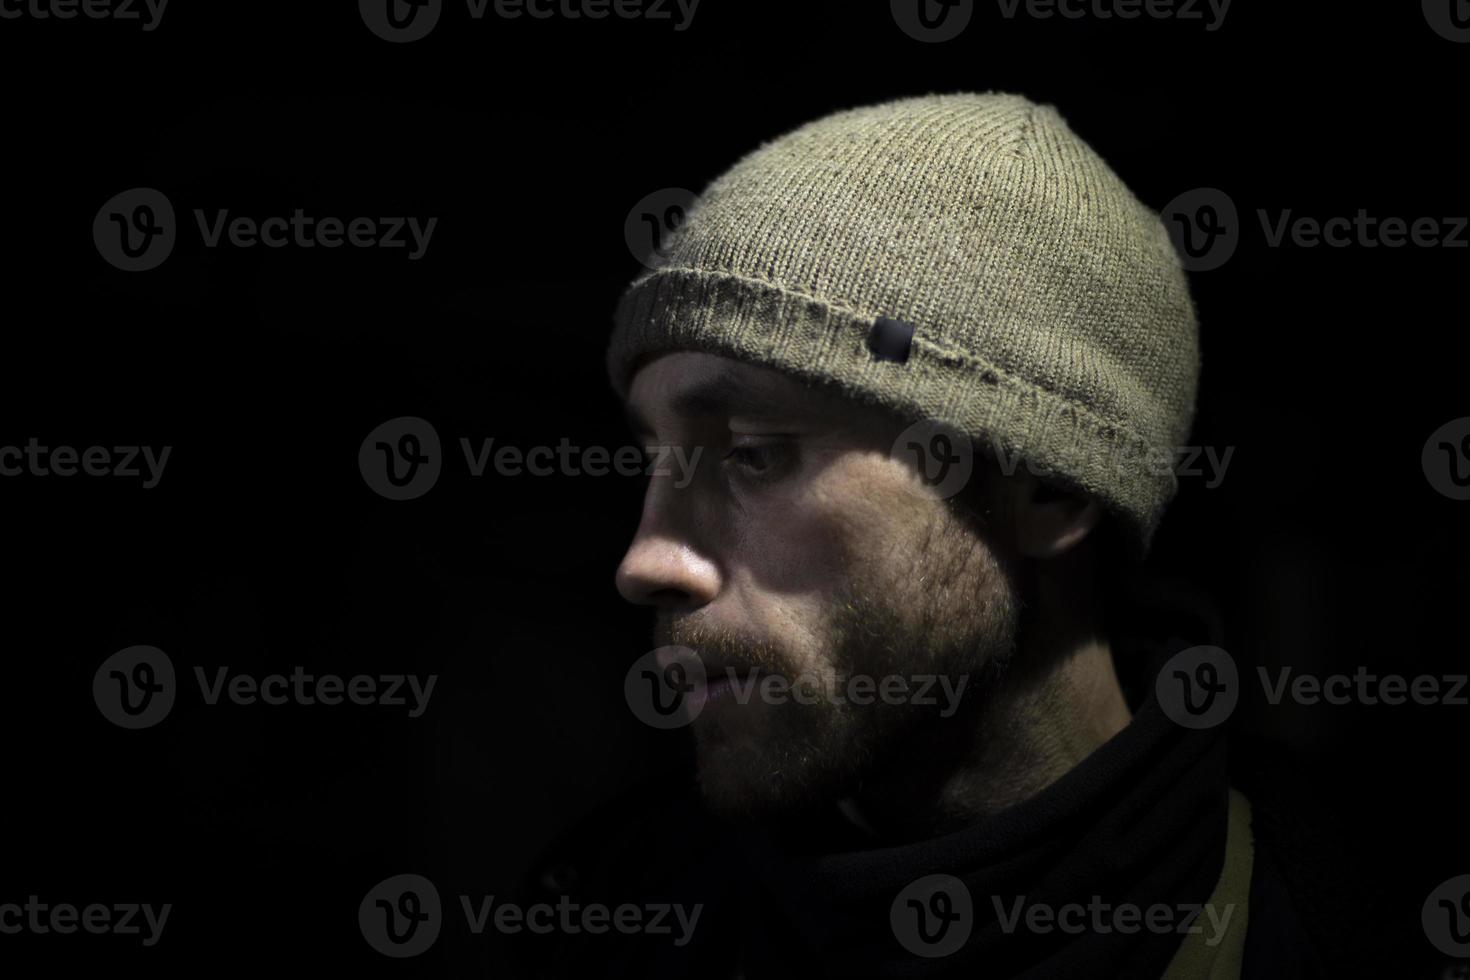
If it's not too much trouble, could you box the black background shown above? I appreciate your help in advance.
[1,0,1466,975]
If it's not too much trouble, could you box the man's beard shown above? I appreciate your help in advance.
[652,508,1020,823]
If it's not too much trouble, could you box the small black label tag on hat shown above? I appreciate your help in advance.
[868,316,915,363]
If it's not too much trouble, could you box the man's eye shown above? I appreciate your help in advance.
[722,440,792,482]
[725,445,772,471]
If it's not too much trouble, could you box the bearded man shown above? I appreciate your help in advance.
[515,92,1323,979]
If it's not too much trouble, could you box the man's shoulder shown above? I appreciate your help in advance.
[506,776,741,979]
[517,775,722,904]
[1232,747,1338,979]
[1241,814,1330,980]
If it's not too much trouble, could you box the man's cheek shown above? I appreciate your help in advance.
[732,503,849,597]
[815,460,937,558]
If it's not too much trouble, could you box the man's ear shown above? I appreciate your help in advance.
[1008,470,1102,559]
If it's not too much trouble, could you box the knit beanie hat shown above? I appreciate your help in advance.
[606,92,1200,560]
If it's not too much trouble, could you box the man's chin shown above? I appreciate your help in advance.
[691,738,856,824]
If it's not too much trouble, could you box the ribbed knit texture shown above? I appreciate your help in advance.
[607,92,1200,558]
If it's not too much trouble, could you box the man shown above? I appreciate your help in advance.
[513,92,1322,978]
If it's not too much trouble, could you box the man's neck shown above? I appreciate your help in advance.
[841,630,1133,843]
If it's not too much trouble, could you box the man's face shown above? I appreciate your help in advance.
[617,352,1019,821]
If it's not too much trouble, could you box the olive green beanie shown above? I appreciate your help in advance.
[606,91,1200,559]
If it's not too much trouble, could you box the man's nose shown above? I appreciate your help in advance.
[614,492,720,610]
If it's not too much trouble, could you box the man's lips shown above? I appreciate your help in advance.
[704,674,735,704]
[693,664,759,708]
[651,646,764,713]
[700,663,755,685]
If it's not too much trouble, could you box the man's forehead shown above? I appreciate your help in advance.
[625,352,817,420]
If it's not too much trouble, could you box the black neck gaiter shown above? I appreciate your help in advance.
[725,682,1230,979]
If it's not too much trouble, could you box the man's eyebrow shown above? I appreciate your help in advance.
[624,372,794,437]
[669,373,787,419]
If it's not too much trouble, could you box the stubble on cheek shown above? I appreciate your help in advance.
[682,456,962,816]
[676,439,1015,819]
